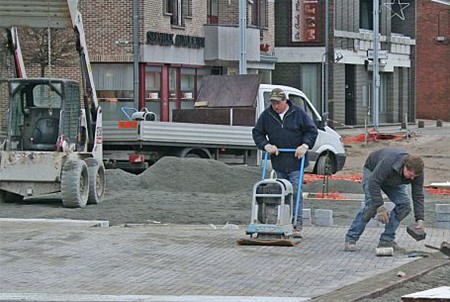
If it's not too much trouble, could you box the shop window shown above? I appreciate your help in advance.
[181,68,196,109]
[92,64,134,120]
[144,66,162,119]
[93,64,133,99]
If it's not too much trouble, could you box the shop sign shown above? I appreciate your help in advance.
[146,31,205,48]
[292,0,320,43]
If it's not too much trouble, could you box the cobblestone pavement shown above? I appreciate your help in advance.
[1,220,449,301]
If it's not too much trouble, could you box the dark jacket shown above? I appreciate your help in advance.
[252,100,318,173]
[364,147,425,221]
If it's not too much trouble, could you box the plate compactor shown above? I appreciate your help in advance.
[237,149,305,247]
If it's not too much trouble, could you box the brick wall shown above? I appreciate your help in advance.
[416,1,450,121]
[272,63,301,88]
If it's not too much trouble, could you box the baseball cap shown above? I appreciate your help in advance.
[269,88,287,101]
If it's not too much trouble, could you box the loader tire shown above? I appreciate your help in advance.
[85,158,106,205]
[61,159,89,208]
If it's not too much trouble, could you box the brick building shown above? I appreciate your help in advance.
[80,0,277,122]
[416,0,450,121]
[273,0,417,127]
[2,0,448,133]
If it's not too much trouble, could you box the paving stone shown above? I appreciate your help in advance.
[0,221,449,300]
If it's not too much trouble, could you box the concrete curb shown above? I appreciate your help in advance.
[0,293,309,302]
[0,218,109,227]
[310,255,450,302]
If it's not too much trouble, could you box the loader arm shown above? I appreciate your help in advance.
[5,27,27,79]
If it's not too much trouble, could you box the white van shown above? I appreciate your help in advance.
[258,84,346,174]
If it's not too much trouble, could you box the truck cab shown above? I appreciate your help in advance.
[257,84,346,174]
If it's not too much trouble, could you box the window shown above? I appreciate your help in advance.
[93,64,134,121]
[251,0,268,28]
[183,0,192,18]
[32,83,62,108]
[300,64,321,111]
[360,0,373,30]
[207,0,218,24]
[92,64,134,99]
[164,0,191,26]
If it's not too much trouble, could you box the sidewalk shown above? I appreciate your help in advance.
[1,220,449,302]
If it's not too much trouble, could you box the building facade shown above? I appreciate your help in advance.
[2,0,448,133]
[416,0,450,121]
[80,0,277,122]
[273,0,417,127]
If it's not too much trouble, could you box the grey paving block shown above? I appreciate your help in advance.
[303,208,311,219]
[436,213,450,222]
[366,218,383,228]
[314,209,333,219]
[435,204,450,214]
[436,221,450,229]
[314,209,333,226]
[303,217,312,226]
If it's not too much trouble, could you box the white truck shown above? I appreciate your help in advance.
[103,74,346,175]
[0,0,105,208]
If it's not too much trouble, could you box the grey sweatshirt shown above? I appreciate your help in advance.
[364,147,425,221]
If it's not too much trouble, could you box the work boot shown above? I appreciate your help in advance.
[377,241,405,253]
[293,227,303,238]
[344,241,357,252]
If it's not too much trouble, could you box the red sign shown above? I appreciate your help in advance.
[292,0,320,43]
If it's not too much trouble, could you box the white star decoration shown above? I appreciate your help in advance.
[384,0,410,20]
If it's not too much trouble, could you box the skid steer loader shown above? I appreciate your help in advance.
[0,0,105,208]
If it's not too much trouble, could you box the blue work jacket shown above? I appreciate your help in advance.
[252,100,318,173]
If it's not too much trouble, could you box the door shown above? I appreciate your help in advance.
[345,64,356,125]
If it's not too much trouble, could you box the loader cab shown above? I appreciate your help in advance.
[6,78,82,152]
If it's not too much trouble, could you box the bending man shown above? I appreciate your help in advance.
[345,147,426,252]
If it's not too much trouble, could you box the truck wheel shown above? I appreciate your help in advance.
[178,148,212,159]
[316,154,334,175]
[61,159,89,208]
[85,158,106,204]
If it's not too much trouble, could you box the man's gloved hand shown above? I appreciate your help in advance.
[295,144,309,159]
[264,144,279,155]
[376,206,390,224]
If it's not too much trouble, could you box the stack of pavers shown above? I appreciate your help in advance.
[435,204,450,229]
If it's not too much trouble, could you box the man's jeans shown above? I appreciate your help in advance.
[345,168,412,243]
[276,170,302,228]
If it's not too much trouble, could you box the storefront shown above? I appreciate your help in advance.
[94,30,210,122]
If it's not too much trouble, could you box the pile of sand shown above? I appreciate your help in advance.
[106,156,362,195]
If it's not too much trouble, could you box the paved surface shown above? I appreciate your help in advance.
[1,219,449,302]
